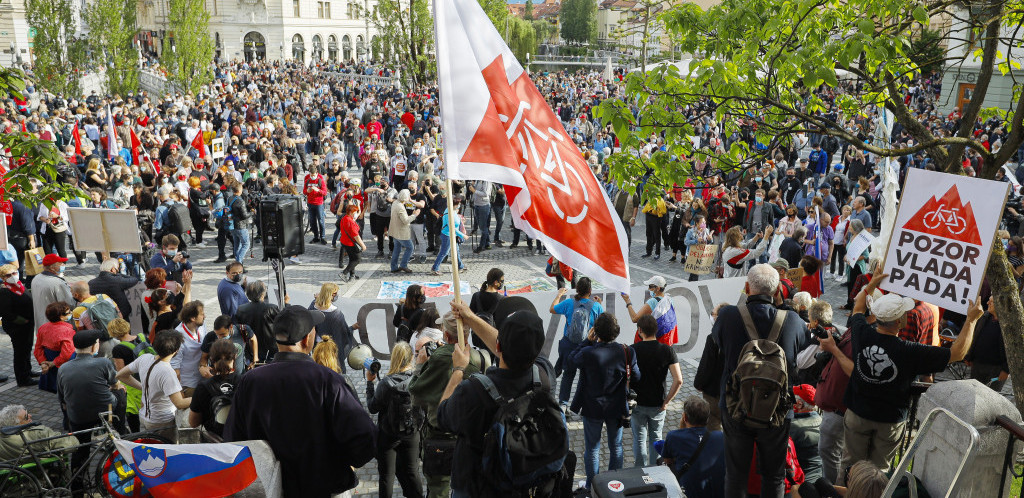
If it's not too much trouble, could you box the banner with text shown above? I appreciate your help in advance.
[275,277,747,364]
[881,168,1008,314]
[684,244,717,275]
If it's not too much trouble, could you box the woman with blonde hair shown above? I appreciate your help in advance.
[312,336,341,373]
[366,341,423,498]
[309,282,357,372]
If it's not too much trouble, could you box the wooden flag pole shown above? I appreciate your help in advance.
[444,178,466,346]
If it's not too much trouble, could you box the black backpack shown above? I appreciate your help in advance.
[205,376,238,435]
[166,203,193,234]
[382,373,424,436]
[471,366,568,496]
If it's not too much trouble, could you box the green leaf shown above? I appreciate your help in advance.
[912,5,928,24]
[858,19,874,35]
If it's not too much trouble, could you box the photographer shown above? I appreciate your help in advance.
[567,312,640,489]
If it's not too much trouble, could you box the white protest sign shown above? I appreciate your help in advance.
[881,168,1009,314]
[844,231,875,267]
[271,277,748,364]
[211,138,225,159]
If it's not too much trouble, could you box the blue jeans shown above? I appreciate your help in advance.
[431,234,466,272]
[308,203,325,240]
[230,228,250,263]
[631,405,666,467]
[474,204,490,249]
[492,204,505,242]
[583,416,623,488]
[346,145,359,169]
[390,238,413,270]
[556,337,579,404]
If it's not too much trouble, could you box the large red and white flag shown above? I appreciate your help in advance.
[129,126,143,166]
[106,106,121,160]
[189,130,207,159]
[434,0,630,291]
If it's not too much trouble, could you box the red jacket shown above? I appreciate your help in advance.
[303,174,327,205]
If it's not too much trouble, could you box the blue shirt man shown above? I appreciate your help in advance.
[148,235,192,280]
[217,262,249,317]
[659,396,725,498]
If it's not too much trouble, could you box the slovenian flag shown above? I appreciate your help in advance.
[634,296,678,345]
[113,441,258,497]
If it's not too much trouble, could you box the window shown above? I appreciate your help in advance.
[317,1,330,18]
[293,0,300,17]
[211,0,217,15]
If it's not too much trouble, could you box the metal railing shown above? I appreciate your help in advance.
[997,415,1024,497]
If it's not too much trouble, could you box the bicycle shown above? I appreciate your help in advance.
[922,203,968,235]
[0,412,172,497]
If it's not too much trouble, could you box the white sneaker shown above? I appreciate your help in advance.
[289,256,302,265]
[834,273,845,282]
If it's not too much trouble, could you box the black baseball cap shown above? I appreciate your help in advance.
[493,296,536,330]
[497,309,545,371]
[73,329,104,349]
[274,306,326,345]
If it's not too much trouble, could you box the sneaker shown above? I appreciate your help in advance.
[668,255,677,262]
[654,254,661,260]
[494,240,505,247]
[834,274,845,282]
[641,253,651,258]
[400,267,413,273]
[473,247,483,254]
[340,272,351,282]
[193,241,207,248]
[375,251,385,259]
[289,256,302,264]
[318,239,328,245]
[214,257,228,263]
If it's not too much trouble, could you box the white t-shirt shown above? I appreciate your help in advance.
[129,354,182,425]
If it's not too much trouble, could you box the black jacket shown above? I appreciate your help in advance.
[234,301,280,362]
[88,272,139,318]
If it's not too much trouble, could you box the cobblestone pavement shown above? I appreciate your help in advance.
[0,207,988,496]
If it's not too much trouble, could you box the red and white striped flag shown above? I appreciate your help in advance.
[433,0,630,291]
[106,106,121,160]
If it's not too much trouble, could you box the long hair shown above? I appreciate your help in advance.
[312,336,341,373]
[387,342,413,376]
[724,226,744,249]
[315,282,340,309]
[209,339,237,376]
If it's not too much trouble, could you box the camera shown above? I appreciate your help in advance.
[811,325,830,339]
[178,251,190,259]
[621,389,638,428]
[362,356,381,375]
[423,341,439,358]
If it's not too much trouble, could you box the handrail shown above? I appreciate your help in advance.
[882,407,980,498]
[996,415,1024,497]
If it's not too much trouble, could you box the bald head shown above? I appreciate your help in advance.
[70,281,91,301]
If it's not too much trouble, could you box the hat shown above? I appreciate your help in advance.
[170,144,179,150]
[273,305,325,345]
[493,296,537,330]
[644,276,667,288]
[42,254,68,266]
[497,311,545,370]
[799,157,808,163]
[770,258,790,271]
[871,294,916,322]
[793,384,816,405]
[819,183,831,190]
[73,329,104,349]
[834,164,844,170]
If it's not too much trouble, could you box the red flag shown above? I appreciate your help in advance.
[72,121,83,156]
[129,127,143,165]
[19,120,25,133]
[190,131,206,159]
[435,0,630,291]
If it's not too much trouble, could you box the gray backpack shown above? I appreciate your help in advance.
[725,307,790,429]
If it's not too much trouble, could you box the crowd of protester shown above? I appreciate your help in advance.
[0,56,1014,498]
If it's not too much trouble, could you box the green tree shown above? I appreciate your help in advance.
[163,0,214,95]
[533,19,558,45]
[25,0,83,97]
[909,28,946,76]
[507,16,537,62]
[597,0,1024,414]
[524,0,534,20]
[0,67,83,207]
[559,0,597,46]
[368,0,434,85]
[84,0,139,97]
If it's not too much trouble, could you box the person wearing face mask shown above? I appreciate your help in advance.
[743,189,778,258]
[217,261,250,317]
[684,215,714,281]
[777,206,801,237]
[308,283,357,372]
[149,234,193,282]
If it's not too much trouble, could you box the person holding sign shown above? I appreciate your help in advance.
[684,214,714,281]
[817,266,983,477]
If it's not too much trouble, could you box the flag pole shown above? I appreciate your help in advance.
[444,177,466,346]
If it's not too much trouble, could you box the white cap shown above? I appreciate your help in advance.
[870,294,916,322]
[644,276,667,288]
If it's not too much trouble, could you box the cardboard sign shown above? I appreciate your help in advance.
[211,138,225,159]
[683,243,717,275]
[67,208,143,253]
[881,169,1009,314]
[844,231,875,267]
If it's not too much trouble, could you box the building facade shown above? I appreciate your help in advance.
[137,0,380,63]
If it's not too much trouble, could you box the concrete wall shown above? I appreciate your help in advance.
[938,68,1024,115]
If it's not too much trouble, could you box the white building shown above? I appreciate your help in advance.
[0,0,32,67]
[137,0,380,63]
[938,7,1024,115]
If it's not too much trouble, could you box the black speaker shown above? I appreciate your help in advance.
[260,194,304,259]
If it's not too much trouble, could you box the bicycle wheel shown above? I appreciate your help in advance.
[94,433,172,498]
[0,464,43,497]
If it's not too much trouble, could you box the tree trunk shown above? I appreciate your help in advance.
[985,242,1024,415]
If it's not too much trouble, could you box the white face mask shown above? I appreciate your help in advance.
[4,275,18,284]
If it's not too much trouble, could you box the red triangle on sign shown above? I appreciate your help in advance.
[902,185,983,245]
